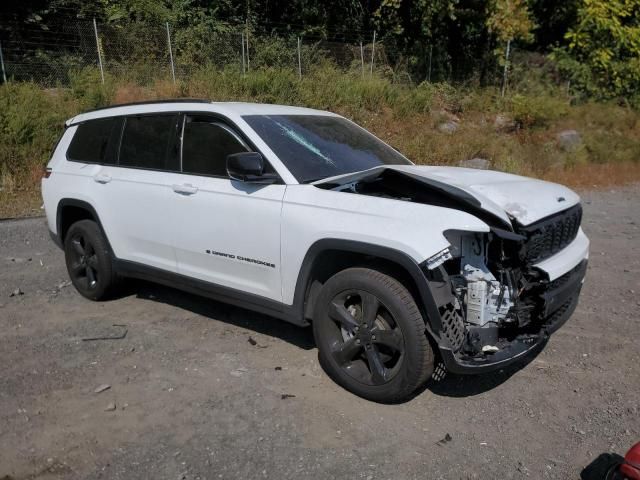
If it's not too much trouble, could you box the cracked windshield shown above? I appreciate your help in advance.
[243,115,411,183]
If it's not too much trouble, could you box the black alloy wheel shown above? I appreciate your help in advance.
[63,219,118,300]
[326,289,404,386]
[68,232,100,290]
[313,268,434,403]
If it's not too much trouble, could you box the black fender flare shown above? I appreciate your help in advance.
[289,238,445,339]
[55,198,114,255]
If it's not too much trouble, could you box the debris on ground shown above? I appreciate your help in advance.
[230,367,249,377]
[82,324,128,341]
[281,394,296,400]
[104,402,116,412]
[436,433,453,446]
[94,384,111,394]
[9,288,24,297]
[274,366,282,371]
[247,336,268,348]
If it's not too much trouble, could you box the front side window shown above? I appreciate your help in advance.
[242,115,411,183]
[67,117,121,164]
[119,115,180,171]
[181,116,249,177]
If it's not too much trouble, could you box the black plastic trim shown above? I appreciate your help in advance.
[439,264,585,374]
[113,259,307,326]
[289,239,445,338]
[55,198,114,254]
[540,260,587,317]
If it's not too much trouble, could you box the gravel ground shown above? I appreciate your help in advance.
[0,186,638,480]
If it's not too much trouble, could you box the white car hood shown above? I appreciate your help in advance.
[315,165,580,226]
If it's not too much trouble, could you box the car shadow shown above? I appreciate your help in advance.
[126,279,316,350]
[421,351,538,399]
[114,279,538,400]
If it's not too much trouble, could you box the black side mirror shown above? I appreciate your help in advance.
[226,152,278,184]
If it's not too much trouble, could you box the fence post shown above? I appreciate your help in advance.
[501,39,511,98]
[241,32,246,75]
[370,31,376,76]
[0,41,7,84]
[297,37,302,79]
[245,21,250,72]
[360,41,364,77]
[427,45,432,82]
[166,22,176,84]
[92,18,105,85]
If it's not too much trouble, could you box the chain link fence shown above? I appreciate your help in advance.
[0,15,411,88]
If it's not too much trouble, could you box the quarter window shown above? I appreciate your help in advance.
[181,117,249,177]
[67,117,121,164]
[119,115,180,171]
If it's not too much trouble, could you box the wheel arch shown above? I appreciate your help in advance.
[55,199,113,254]
[292,239,445,338]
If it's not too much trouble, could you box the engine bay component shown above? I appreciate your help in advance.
[459,235,514,328]
[463,264,513,327]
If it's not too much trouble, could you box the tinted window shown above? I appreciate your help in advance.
[119,115,179,170]
[67,117,121,164]
[181,117,249,176]
[242,115,411,183]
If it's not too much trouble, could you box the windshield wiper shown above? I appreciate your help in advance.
[301,175,330,184]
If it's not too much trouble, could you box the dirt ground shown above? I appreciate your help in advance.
[1,186,638,480]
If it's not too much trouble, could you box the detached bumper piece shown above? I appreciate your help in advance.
[439,259,587,374]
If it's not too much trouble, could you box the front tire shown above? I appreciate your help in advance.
[313,268,434,403]
[64,219,118,301]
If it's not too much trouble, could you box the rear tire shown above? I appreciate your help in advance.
[64,220,119,301]
[312,267,434,403]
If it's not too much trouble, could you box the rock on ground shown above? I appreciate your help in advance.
[459,158,490,169]
[557,129,583,152]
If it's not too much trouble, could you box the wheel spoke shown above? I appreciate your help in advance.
[360,291,379,328]
[71,238,85,256]
[364,345,388,384]
[84,242,95,257]
[331,337,362,365]
[86,267,97,287]
[86,255,99,269]
[329,301,359,331]
[372,328,403,352]
[70,262,85,277]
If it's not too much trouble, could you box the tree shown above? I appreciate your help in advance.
[553,0,640,102]
[486,0,535,57]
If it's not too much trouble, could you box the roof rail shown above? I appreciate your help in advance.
[82,98,212,114]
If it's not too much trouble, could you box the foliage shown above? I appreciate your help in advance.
[552,0,640,103]
[508,93,569,127]
[486,0,535,43]
[5,0,640,99]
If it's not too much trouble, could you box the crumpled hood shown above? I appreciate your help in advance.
[389,165,580,226]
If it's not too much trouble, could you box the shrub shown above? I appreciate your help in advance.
[508,93,569,128]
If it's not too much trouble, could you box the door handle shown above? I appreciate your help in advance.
[94,174,112,184]
[172,183,198,195]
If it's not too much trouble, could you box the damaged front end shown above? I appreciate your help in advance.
[316,166,587,373]
[425,212,586,374]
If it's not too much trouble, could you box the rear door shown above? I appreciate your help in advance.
[91,113,183,272]
[171,114,285,302]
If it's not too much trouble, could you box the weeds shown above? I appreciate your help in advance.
[1,64,639,217]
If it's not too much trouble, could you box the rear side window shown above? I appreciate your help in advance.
[67,117,121,164]
[119,115,180,171]
[182,117,249,176]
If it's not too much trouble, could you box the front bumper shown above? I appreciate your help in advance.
[438,259,587,375]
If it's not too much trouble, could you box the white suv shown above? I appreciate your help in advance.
[42,100,589,402]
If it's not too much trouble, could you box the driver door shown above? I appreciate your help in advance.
[171,114,285,302]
